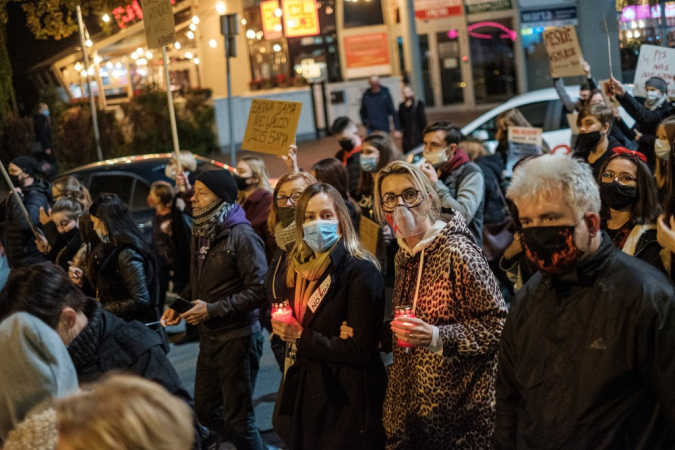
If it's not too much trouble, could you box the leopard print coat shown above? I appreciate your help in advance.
[383,215,507,450]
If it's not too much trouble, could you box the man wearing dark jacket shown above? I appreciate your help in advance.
[0,156,51,270]
[494,155,675,449]
[162,169,268,450]
[332,116,363,198]
[360,75,401,136]
[0,263,218,450]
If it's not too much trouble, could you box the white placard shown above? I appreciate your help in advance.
[632,44,675,99]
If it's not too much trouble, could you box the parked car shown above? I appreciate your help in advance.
[61,153,234,241]
[407,86,636,164]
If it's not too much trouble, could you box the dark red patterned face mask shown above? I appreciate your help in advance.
[522,225,583,274]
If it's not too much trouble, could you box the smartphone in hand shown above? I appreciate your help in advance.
[169,297,195,314]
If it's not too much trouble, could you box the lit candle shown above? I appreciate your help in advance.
[394,306,416,348]
[272,300,293,323]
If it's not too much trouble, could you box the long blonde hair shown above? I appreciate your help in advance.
[656,116,675,190]
[55,374,193,450]
[286,183,379,284]
[267,171,317,232]
[241,156,271,191]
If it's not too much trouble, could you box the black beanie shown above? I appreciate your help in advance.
[196,169,238,203]
[645,77,668,94]
[10,156,38,177]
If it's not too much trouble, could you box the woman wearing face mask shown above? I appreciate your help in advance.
[598,148,665,272]
[271,183,387,450]
[265,171,317,370]
[654,117,675,202]
[68,212,100,298]
[235,156,277,263]
[312,158,361,232]
[89,194,162,329]
[38,176,92,251]
[35,196,83,272]
[356,134,403,219]
[373,161,506,449]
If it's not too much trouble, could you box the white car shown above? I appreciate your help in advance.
[407,86,635,164]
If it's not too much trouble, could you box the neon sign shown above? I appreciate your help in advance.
[466,21,516,41]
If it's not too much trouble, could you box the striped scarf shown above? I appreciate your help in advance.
[193,199,232,240]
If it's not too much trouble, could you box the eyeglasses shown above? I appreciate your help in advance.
[601,172,637,185]
[275,192,302,207]
[381,188,422,211]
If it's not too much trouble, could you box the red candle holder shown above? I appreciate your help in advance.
[272,300,293,323]
[395,306,415,348]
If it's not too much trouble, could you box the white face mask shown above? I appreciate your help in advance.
[387,205,426,239]
[646,90,662,101]
[425,147,449,166]
[656,139,671,160]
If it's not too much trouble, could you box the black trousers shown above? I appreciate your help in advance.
[194,331,265,450]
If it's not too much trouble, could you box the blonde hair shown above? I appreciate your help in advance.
[373,161,441,225]
[458,139,487,161]
[242,156,271,191]
[267,171,317,232]
[55,374,193,450]
[52,176,92,208]
[656,116,675,189]
[286,183,379,285]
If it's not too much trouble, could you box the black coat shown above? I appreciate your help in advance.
[273,241,387,450]
[0,179,51,269]
[494,234,675,449]
[476,153,507,225]
[40,221,82,272]
[398,99,427,152]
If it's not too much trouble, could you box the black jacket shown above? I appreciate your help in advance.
[476,153,507,226]
[95,244,160,324]
[0,179,51,269]
[335,149,361,199]
[265,248,291,371]
[181,223,268,340]
[398,99,427,152]
[494,234,675,449]
[273,241,387,450]
[40,221,81,273]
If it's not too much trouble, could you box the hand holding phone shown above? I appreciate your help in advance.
[169,297,195,314]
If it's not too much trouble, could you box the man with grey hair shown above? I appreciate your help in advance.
[494,155,675,449]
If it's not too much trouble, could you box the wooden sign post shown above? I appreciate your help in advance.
[242,100,303,155]
[543,26,585,78]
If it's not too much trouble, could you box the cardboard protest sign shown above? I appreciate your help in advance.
[566,113,578,135]
[359,216,380,256]
[506,126,543,177]
[543,26,585,78]
[142,0,177,49]
[599,79,620,106]
[632,44,675,99]
[242,100,303,156]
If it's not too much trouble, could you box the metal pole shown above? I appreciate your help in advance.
[400,0,425,104]
[0,160,42,242]
[225,42,236,166]
[76,6,103,162]
[162,47,182,167]
[660,0,668,48]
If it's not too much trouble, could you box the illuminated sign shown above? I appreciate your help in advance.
[344,33,390,69]
[261,1,283,40]
[282,0,320,38]
[113,0,177,30]
[414,0,462,20]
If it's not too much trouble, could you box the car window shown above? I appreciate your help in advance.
[471,117,497,141]
[89,174,134,206]
[132,180,150,211]
[518,101,550,131]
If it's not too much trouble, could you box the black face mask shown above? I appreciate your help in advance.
[234,174,252,191]
[522,225,584,274]
[577,131,603,151]
[600,181,637,211]
[339,139,355,152]
[277,206,296,228]
[61,227,79,242]
[9,174,22,188]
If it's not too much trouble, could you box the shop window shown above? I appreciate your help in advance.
[343,0,384,28]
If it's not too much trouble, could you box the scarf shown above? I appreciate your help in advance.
[438,148,471,176]
[193,199,232,240]
[341,144,362,166]
[287,241,336,324]
[275,222,298,251]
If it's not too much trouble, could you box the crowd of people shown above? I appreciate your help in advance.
[0,70,675,450]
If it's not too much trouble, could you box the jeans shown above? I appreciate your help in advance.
[194,331,265,450]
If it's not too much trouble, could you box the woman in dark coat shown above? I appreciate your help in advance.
[89,194,161,326]
[271,183,387,450]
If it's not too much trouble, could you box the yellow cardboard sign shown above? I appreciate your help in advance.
[359,215,380,256]
[543,26,585,78]
[142,0,177,49]
[242,100,303,156]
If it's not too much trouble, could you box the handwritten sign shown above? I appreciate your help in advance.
[242,100,302,155]
[632,44,675,99]
[359,216,380,256]
[543,26,585,78]
[598,79,620,106]
[506,127,543,177]
[142,0,176,49]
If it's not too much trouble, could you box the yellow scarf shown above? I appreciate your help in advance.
[287,241,337,323]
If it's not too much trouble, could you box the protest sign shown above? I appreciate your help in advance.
[632,44,675,99]
[543,26,585,78]
[506,127,543,177]
[599,79,620,106]
[566,113,578,134]
[359,216,380,256]
[242,100,303,156]
[142,0,176,49]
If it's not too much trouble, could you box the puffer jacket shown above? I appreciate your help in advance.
[494,234,675,449]
[0,179,51,269]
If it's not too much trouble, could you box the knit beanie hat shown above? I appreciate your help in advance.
[196,170,238,203]
[645,77,668,94]
[10,156,39,177]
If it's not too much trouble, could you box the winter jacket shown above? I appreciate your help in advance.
[0,313,78,445]
[398,99,427,152]
[604,223,665,273]
[241,188,278,263]
[360,86,400,133]
[433,161,485,246]
[152,204,193,287]
[265,248,292,371]
[273,240,387,450]
[40,222,81,273]
[476,153,508,225]
[335,147,362,198]
[181,217,268,340]
[33,114,52,153]
[494,234,675,449]
[553,77,598,113]
[95,243,161,325]
[383,214,506,450]
[0,179,51,269]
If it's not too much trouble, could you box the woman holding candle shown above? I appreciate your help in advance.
[373,161,507,449]
[271,183,387,450]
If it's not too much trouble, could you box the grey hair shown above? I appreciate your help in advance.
[506,155,600,219]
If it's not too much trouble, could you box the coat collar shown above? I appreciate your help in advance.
[549,232,615,288]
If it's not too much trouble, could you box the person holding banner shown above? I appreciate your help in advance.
[553,60,598,114]
[0,156,51,270]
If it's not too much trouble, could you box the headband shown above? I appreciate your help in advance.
[612,147,647,163]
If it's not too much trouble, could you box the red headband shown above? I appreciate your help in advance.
[612,147,647,163]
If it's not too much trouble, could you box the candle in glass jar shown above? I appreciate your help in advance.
[394,306,416,348]
[272,300,293,323]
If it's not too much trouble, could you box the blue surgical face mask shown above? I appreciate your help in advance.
[42,109,49,117]
[360,155,378,172]
[303,219,339,253]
